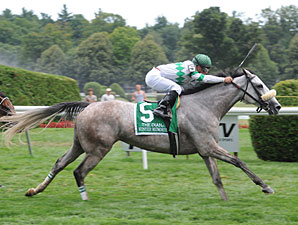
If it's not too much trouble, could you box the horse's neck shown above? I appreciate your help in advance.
[187,76,245,120]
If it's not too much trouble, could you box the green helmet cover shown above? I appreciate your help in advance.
[192,54,212,67]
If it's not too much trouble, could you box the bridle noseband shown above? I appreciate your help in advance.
[0,96,12,115]
[231,70,269,113]
[0,96,9,105]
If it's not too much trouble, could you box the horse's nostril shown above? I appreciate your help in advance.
[276,105,281,111]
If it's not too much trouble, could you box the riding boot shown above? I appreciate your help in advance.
[153,91,178,119]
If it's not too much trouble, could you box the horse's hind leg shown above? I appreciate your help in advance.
[73,149,110,200]
[25,140,84,197]
[209,143,274,194]
[202,156,228,201]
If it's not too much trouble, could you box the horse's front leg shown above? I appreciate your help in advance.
[201,156,228,201]
[205,142,274,194]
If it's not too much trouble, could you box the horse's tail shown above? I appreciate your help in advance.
[0,101,90,146]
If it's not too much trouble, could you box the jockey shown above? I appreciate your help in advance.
[145,54,233,119]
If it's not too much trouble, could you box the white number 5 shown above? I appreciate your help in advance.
[140,103,154,122]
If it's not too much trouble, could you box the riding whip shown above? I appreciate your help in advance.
[232,43,258,76]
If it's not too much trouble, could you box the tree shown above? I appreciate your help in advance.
[248,44,279,87]
[260,6,298,75]
[68,14,90,45]
[36,45,66,75]
[20,23,72,65]
[0,42,20,67]
[0,19,21,45]
[19,8,38,21]
[284,34,298,80]
[74,32,114,87]
[89,9,126,34]
[128,35,168,84]
[58,4,73,25]
[40,13,54,27]
[1,9,14,21]
[109,27,140,65]
[192,7,239,69]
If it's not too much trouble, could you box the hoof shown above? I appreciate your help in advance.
[25,188,35,197]
[262,186,274,194]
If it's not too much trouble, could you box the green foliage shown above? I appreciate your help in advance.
[109,27,140,65]
[261,5,298,75]
[273,79,298,96]
[83,81,102,97]
[129,34,168,84]
[0,5,297,88]
[284,34,298,79]
[0,19,21,45]
[20,23,72,64]
[0,42,20,66]
[109,83,126,98]
[0,64,80,105]
[36,45,66,75]
[249,116,298,162]
[74,32,113,87]
[89,9,126,34]
[247,44,279,87]
[276,96,298,106]
[250,79,298,162]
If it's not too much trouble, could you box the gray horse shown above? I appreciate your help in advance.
[0,69,281,201]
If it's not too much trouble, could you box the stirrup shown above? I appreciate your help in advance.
[153,108,171,119]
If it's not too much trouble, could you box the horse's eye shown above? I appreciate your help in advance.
[257,84,263,89]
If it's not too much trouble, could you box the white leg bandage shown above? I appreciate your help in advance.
[79,186,89,200]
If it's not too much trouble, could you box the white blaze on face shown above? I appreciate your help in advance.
[261,89,277,101]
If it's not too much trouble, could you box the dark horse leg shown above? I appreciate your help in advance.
[202,156,228,201]
[209,143,274,194]
[25,138,84,197]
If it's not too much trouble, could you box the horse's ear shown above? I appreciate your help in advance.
[242,68,247,76]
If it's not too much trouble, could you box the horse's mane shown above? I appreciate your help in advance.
[181,69,247,95]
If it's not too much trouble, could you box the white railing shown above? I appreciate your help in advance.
[15,105,298,115]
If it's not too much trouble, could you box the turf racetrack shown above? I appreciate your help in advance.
[0,128,297,224]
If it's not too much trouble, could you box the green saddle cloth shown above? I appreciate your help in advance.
[135,99,178,135]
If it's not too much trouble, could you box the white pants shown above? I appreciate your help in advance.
[145,68,182,95]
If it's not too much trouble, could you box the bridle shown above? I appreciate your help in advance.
[0,95,12,115]
[231,69,269,113]
[0,96,9,105]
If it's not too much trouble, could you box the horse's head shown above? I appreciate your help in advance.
[238,69,281,115]
[0,92,16,117]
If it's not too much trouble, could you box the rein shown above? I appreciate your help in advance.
[231,72,268,113]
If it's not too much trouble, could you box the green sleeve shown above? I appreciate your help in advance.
[190,71,205,82]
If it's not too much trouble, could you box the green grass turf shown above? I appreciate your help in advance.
[0,128,297,225]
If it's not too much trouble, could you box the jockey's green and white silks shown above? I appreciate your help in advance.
[145,61,225,95]
[135,101,178,135]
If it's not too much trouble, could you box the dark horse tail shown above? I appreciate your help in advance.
[0,101,90,146]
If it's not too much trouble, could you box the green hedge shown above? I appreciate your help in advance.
[83,82,102,98]
[110,83,126,99]
[0,64,80,106]
[273,79,298,96]
[249,79,298,162]
[276,96,298,106]
[249,116,298,162]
